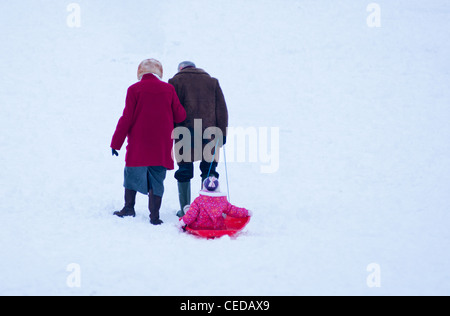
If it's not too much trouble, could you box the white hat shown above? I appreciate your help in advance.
[137,59,163,80]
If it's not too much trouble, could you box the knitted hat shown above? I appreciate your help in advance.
[203,176,219,192]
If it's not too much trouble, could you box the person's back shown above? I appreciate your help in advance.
[122,75,184,167]
[169,66,228,149]
[112,72,186,169]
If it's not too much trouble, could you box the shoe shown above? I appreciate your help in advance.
[114,189,137,218]
[150,218,164,225]
[149,190,163,225]
[177,181,191,217]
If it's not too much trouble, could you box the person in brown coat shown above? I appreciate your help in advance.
[169,61,229,217]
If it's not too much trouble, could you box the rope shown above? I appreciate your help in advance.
[207,139,220,179]
[223,144,230,202]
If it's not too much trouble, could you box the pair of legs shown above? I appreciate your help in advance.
[175,160,218,217]
[114,166,167,225]
[114,189,163,225]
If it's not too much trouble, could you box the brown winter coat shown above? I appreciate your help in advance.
[169,68,229,163]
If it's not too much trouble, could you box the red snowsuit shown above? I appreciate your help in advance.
[182,190,249,230]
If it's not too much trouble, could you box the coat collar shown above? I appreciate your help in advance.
[141,73,161,81]
[173,68,209,77]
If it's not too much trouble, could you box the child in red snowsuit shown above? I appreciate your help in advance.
[180,177,251,230]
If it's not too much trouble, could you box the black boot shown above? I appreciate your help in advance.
[149,190,163,225]
[114,189,137,218]
[176,181,191,218]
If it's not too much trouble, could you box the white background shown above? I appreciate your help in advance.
[1,0,449,295]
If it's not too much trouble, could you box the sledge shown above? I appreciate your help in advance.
[185,216,251,239]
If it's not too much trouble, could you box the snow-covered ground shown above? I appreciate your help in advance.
[1,0,449,296]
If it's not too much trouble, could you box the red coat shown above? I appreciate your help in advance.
[111,74,187,169]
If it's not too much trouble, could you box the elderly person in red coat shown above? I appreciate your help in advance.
[111,59,186,225]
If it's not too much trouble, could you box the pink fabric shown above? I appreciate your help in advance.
[111,74,186,169]
[183,192,249,230]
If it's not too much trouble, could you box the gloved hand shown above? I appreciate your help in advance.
[247,210,253,217]
[112,148,119,156]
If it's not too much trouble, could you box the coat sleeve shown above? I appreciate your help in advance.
[171,85,187,124]
[224,203,249,218]
[182,199,200,227]
[111,87,137,150]
[215,80,229,137]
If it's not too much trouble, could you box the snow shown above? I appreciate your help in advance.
[1,0,450,296]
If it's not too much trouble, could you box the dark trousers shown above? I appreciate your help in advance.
[175,160,219,183]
